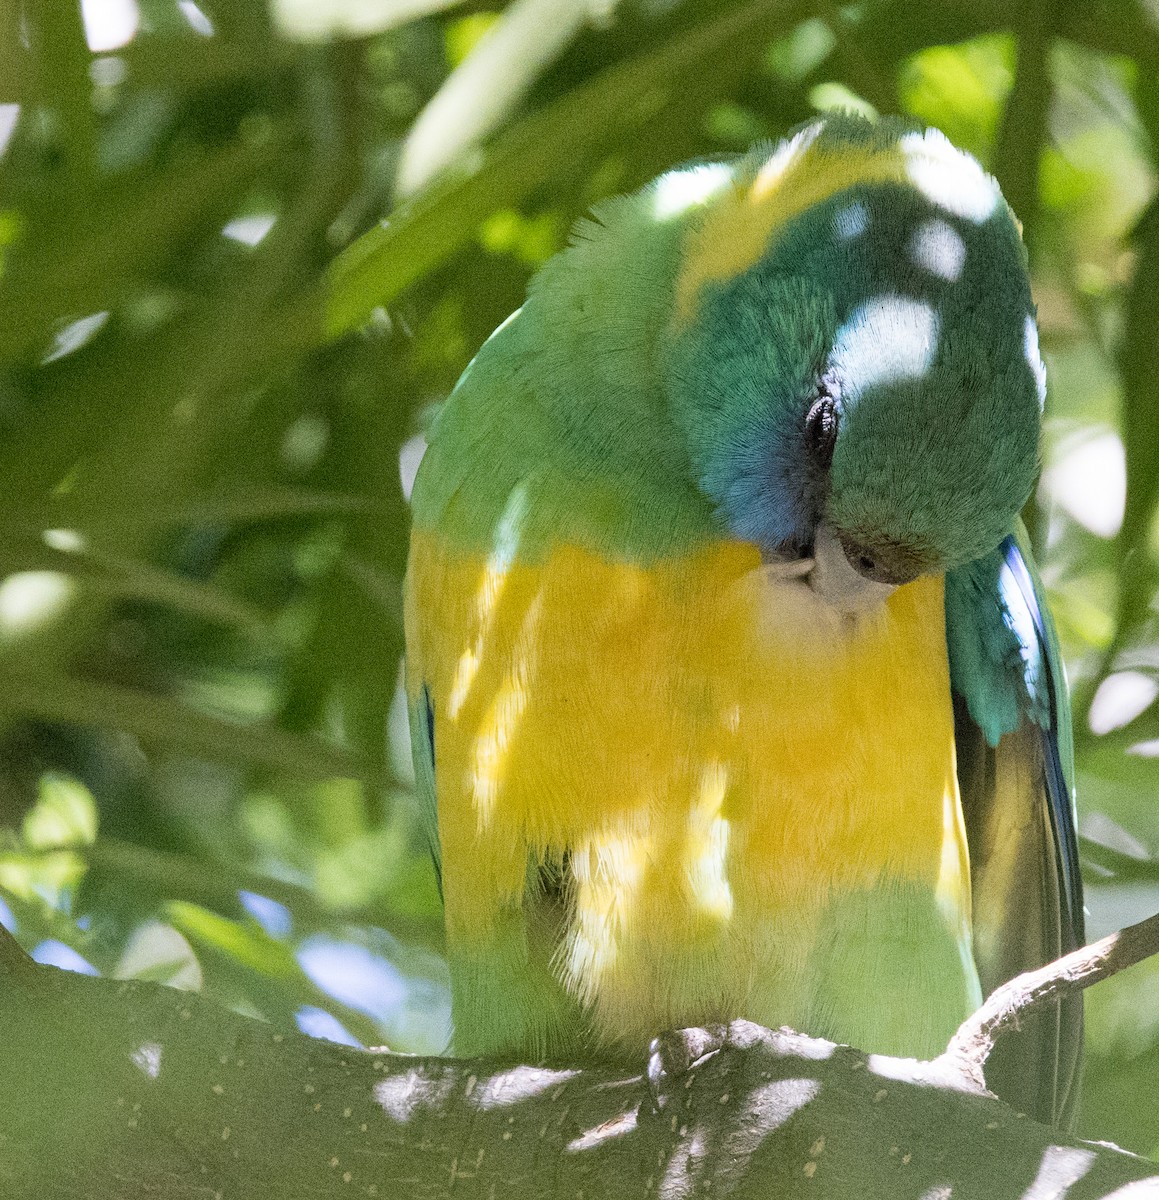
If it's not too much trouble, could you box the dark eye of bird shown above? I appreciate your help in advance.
[805,395,839,468]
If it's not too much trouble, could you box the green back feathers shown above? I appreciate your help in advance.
[409,187,720,561]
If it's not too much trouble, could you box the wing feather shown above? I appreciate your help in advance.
[946,527,1084,1126]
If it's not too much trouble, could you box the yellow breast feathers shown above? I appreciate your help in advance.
[406,533,981,1058]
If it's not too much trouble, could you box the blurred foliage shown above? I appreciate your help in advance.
[2,0,1159,1155]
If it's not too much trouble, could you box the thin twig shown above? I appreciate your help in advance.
[941,910,1159,1087]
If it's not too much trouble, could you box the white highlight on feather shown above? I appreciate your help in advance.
[899,128,999,223]
[833,200,869,241]
[1024,313,1048,411]
[935,765,983,1011]
[449,483,529,720]
[830,295,939,403]
[687,762,733,920]
[469,592,541,825]
[997,558,1042,698]
[751,121,823,201]
[564,825,651,1002]
[652,163,732,221]
[908,218,966,282]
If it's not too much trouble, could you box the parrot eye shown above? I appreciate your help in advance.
[804,394,839,468]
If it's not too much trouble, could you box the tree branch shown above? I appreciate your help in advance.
[941,910,1159,1092]
[3,922,1159,1198]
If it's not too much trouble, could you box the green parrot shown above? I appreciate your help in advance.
[404,113,1084,1126]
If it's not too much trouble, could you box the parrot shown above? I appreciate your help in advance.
[403,113,1084,1126]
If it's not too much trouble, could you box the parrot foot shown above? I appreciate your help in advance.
[646,1024,729,1114]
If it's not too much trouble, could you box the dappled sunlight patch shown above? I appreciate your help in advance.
[687,762,734,921]
[469,589,542,827]
[703,1075,823,1179]
[0,571,74,637]
[177,0,214,37]
[450,483,530,721]
[1100,1181,1159,1198]
[115,921,202,991]
[1024,314,1048,410]
[130,1042,163,1080]
[744,1076,821,1129]
[43,312,110,364]
[1089,671,1158,736]
[751,122,823,203]
[472,1064,578,1110]
[659,1123,717,1197]
[998,556,1045,698]
[866,1052,926,1081]
[0,104,19,158]
[239,891,293,939]
[222,214,276,247]
[774,1031,837,1062]
[81,0,138,52]
[42,528,85,554]
[373,1068,455,1124]
[398,433,427,502]
[1039,427,1125,538]
[564,827,652,1000]
[899,128,999,222]
[832,199,869,241]
[935,772,979,1006]
[565,1106,638,1152]
[830,295,939,404]
[652,163,732,222]
[1020,1145,1096,1199]
[471,673,530,826]
[23,773,98,850]
[908,218,966,281]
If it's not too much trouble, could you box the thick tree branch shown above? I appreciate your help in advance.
[2,924,1159,1199]
[0,919,33,978]
[941,910,1159,1092]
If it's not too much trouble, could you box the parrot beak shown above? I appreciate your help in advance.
[806,523,898,614]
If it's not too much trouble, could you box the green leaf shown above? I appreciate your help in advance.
[325,0,806,338]
[0,669,368,783]
[167,900,298,978]
[23,773,98,850]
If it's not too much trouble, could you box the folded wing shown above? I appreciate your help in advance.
[945,526,1084,1126]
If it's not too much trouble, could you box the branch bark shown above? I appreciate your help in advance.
[941,910,1159,1091]
[2,919,1159,1199]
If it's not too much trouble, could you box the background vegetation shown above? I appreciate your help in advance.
[2,0,1158,1158]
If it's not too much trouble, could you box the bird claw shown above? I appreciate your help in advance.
[646,1024,729,1113]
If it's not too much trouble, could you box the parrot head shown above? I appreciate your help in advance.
[665,116,1045,611]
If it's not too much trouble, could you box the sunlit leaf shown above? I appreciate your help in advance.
[167,900,298,978]
[22,773,98,850]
